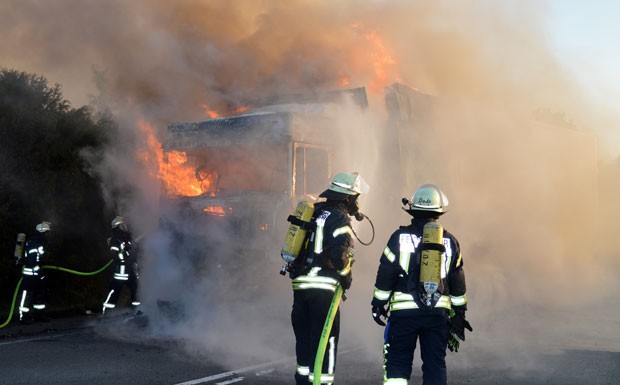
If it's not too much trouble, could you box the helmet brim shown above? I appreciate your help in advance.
[403,208,445,218]
[319,189,351,201]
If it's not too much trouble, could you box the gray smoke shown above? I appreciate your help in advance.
[2,0,619,374]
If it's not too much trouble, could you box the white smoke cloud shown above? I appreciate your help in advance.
[3,0,620,373]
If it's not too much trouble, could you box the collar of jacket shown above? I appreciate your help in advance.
[410,217,436,230]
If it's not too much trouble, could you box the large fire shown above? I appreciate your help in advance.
[339,24,399,93]
[137,119,216,197]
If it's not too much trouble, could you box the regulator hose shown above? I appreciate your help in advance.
[0,259,114,329]
[351,214,375,246]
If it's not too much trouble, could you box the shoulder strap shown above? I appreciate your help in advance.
[287,215,316,231]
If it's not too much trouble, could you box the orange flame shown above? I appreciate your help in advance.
[203,206,226,216]
[201,103,220,118]
[344,24,399,93]
[364,29,397,93]
[137,119,216,197]
[233,106,249,114]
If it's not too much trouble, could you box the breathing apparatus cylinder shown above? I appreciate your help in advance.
[419,222,443,296]
[14,233,26,263]
[281,201,314,263]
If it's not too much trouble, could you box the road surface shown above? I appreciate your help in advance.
[0,312,618,385]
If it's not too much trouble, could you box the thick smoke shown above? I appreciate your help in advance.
[3,0,620,374]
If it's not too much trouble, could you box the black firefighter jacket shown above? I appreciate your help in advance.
[372,217,467,316]
[291,201,354,293]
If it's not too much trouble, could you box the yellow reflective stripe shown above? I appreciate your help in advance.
[297,366,310,376]
[399,250,411,273]
[333,225,353,238]
[293,275,339,285]
[309,373,335,382]
[441,252,450,279]
[456,252,463,268]
[383,246,396,263]
[373,288,391,301]
[391,292,414,302]
[338,258,352,276]
[293,282,337,291]
[451,294,467,306]
[314,214,329,254]
[328,336,336,375]
[389,293,451,311]
[384,379,408,385]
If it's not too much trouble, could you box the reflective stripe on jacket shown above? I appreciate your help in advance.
[292,202,353,291]
[372,218,467,313]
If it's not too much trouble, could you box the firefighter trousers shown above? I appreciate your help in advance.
[19,273,46,321]
[291,288,340,385]
[102,269,139,313]
[384,311,450,385]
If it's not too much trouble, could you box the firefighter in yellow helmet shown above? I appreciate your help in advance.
[18,221,52,324]
[290,172,369,385]
[102,216,141,315]
[371,184,471,385]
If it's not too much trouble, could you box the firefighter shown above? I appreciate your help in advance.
[290,171,369,385]
[18,221,52,324]
[102,216,140,315]
[371,184,472,385]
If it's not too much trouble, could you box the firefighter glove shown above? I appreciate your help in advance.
[371,304,388,326]
[447,332,460,352]
[449,308,473,341]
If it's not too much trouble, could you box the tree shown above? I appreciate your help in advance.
[0,69,114,316]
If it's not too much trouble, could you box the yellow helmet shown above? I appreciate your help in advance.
[405,184,449,215]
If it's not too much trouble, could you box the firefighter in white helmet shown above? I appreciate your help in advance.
[371,184,471,385]
[290,171,369,385]
[102,216,140,315]
[18,221,52,324]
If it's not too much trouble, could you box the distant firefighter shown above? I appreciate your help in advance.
[102,216,140,315]
[18,221,52,324]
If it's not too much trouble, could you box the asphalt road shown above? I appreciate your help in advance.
[0,312,619,385]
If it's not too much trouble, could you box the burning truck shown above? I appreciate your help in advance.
[158,88,369,292]
[155,82,598,299]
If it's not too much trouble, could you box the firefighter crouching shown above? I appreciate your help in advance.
[371,184,472,385]
[102,216,140,315]
[289,172,369,385]
[18,221,52,324]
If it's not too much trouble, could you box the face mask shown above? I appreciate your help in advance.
[346,196,364,221]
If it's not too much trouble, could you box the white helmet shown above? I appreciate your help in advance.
[320,172,370,197]
[111,216,127,230]
[36,221,52,233]
[405,184,449,214]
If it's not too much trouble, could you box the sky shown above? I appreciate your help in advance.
[547,0,620,115]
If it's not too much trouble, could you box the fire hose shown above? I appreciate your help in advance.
[312,284,343,385]
[0,259,113,329]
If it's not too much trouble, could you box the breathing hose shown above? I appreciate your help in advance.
[0,259,113,329]
[351,214,375,246]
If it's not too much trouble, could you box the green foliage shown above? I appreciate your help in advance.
[0,69,115,317]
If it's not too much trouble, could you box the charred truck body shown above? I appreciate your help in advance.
[160,93,367,291]
[159,83,598,295]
